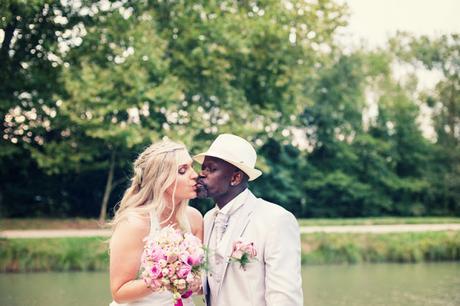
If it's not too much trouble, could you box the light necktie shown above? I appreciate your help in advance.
[214,212,229,244]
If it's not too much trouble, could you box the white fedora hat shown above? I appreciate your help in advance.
[194,134,262,181]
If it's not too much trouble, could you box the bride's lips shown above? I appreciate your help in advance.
[195,182,208,199]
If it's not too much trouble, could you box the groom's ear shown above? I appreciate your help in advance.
[230,170,245,186]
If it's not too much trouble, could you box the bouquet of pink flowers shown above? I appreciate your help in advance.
[140,226,205,306]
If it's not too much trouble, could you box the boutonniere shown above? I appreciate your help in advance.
[229,240,257,270]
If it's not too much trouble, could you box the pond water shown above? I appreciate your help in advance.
[0,263,459,306]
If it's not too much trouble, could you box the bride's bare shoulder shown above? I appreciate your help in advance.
[186,206,203,223]
[186,206,203,239]
[111,214,150,242]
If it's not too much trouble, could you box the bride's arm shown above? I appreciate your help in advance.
[109,218,152,303]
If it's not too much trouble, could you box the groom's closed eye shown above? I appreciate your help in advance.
[202,166,216,173]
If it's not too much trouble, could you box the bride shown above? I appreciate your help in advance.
[109,140,203,306]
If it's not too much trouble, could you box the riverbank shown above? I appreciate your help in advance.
[2,223,460,239]
[1,231,459,272]
[1,217,459,230]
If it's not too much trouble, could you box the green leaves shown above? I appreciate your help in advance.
[1,1,459,218]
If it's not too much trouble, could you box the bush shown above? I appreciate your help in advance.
[0,238,108,272]
[301,231,460,265]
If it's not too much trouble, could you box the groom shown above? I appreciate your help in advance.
[194,134,303,306]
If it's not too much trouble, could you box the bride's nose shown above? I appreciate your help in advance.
[190,168,198,179]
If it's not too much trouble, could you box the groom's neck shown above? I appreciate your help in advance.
[215,185,246,209]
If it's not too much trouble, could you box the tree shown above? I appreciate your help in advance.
[149,0,349,143]
[1,0,89,216]
[252,138,307,216]
[390,33,460,215]
[37,6,184,221]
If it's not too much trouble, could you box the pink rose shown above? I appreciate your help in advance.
[230,240,258,270]
[158,259,167,268]
[150,263,163,279]
[149,247,166,262]
[168,265,176,278]
[243,242,257,257]
[187,254,202,266]
[174,261,183,270]
[233,241,244,251]
[167,254,178,263]
[181,290,193,299]
[176,264,192,279]
[231,250,243,260]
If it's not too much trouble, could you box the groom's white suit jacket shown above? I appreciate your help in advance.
[203,190,303,306]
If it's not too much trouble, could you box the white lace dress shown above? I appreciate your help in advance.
[109,213,195,306]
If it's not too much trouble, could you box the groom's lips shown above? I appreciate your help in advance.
[196,179,206,189]
[195,181,208,198]
[196,182,206,190]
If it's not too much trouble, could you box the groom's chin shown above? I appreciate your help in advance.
[196,188,208,199]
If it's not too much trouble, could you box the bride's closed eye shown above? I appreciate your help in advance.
[178,165,187,175]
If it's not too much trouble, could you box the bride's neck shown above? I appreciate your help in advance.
[158,198,178,225]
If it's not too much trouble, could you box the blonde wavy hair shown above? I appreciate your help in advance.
[110,139,192,234]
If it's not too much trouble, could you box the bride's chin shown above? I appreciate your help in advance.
[178,193,197,202]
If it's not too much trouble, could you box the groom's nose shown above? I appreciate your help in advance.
[198,170,207,180]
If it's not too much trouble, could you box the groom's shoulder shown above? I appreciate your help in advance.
[203,207,217,220]
[251,193,296,220]
[250,198,298,234]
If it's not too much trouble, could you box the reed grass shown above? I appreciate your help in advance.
[1,231,459,272]
[0,237,108,272]
[301,231,460,265]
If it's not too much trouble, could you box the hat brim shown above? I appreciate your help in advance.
[193,152,262,181]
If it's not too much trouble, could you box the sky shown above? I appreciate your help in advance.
[335,0,460,140]
[339,0,460,47]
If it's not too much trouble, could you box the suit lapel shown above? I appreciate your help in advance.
[204,207,217,249]
[203,207,217,299]
[216,191,257,294]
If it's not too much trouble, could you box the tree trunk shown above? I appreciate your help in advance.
[0,190,3,218]
[0,12,17,64]
[99,151,116,222]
